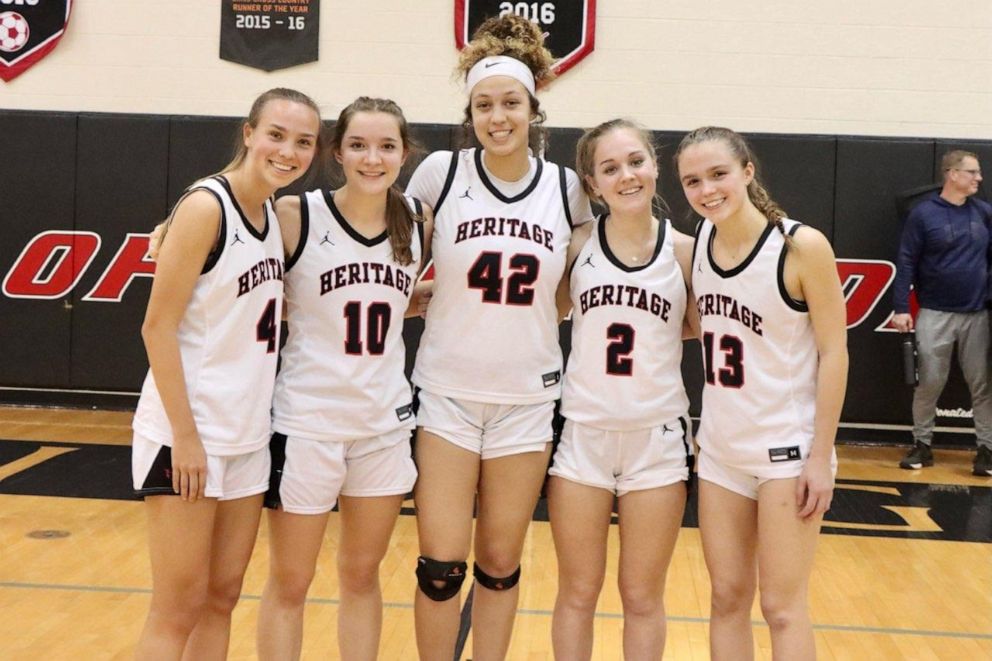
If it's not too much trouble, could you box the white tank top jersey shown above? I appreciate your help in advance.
[561,215,690,431]
[133,176,285,456]
[272,190,424,442]
[691,218,819,473]
[407,148,589,404]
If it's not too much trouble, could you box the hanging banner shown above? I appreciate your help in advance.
[455,0,595,76]
[220,0,319,72]
[0,0,73,83]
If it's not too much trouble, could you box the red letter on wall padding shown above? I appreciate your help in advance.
[2,231,101,299]
[83,233,155,302]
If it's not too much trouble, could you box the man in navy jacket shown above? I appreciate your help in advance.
[892,150,992,475]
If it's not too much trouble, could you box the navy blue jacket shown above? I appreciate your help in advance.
[892,192,991,313]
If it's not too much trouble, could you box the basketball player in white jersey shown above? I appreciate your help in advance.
[677,127,847,661]
[255,98,432,661]
[132,89,321,661]
[548,119,698,660]
[404,14,592,660]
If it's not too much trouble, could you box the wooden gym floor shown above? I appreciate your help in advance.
[0,405,990,660]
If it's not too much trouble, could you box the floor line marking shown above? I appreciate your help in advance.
[2,581,990,640]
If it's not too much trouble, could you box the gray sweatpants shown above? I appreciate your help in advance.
[912,308,992,448]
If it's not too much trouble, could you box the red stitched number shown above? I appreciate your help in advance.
[605,323,635,375]
[467,252,539,305]
[343,301,391,355]
[702,332,744,387]
[256,298,277,353]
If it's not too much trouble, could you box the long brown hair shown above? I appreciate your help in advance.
[675,126,787,233]
[456,13,556,154]
[330,97,422,266]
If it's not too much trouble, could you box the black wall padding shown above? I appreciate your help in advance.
[0,111,77,387]
[1,109,989,441]
[71,114,170,390]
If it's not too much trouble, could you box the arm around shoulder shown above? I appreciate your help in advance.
[275,194,304,259]
[556,220,594,321]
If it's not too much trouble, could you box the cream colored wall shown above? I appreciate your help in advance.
[2,0,990,138]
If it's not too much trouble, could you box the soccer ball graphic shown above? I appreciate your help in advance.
[0,12,29,54]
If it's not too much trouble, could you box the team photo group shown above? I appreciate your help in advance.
[131,10,990,661]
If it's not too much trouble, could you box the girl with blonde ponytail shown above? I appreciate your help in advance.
[676,127,848,660]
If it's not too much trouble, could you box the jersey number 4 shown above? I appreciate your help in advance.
[467,252,539,305]
[344,301,391,355]
[702,332,744,387]
[256,299,278,353]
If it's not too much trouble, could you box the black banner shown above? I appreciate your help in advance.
[455,0,596,75]
[220,0,319,72]
[0,0,72,82]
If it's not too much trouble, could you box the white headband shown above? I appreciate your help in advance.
[465,56,536,96]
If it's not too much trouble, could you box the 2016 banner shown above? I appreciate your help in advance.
[220,0,319,71]
[0,0,72,82]
[455,0,595,75]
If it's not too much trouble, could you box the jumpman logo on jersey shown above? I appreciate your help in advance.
[580,254,595,268]
[320,231,335,246]
[662,423,674,433]
[230,229,245,246]
[459,186,474,201]
[697,260,703,273]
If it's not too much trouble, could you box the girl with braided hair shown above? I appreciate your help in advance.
[676,126,848,660]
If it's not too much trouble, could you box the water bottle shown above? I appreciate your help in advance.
[901,332,918,386]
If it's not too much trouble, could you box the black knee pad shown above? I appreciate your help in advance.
[473,562,521,591]
[416,556,468,602]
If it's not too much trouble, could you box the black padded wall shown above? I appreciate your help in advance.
[0,109,989,443]
[70,114,171,390]
[0,111,77,389]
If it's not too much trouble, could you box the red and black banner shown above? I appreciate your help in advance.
[0,0,72,82]
[220,0,319,71]
[455,0,596,75]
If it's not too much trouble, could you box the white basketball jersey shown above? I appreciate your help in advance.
[412,148,573,404]
[133,176,285,456]
[561,216,690,430]
[691,218,819,473]
[271,190,423,441]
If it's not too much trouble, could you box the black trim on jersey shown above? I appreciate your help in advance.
[678,416,695,492]
[777,222,809,312]
[412,197,426,257]
[689,218,704,278]
[193,186,227,276]
[599,213,666,273]
[558,164,573,228]
[324,190,388,247]
[134,444,178,498]
[474,147,544,203]
[263,432,288,510]
[433,150,460,215]
[284,193,309,272]
[706,220,774,279]
[214,175,270,241]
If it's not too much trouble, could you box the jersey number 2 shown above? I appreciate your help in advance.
[702,332,744,387]
[344,302,391,355]
[606,323,635,376]
[467,252,539,305]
